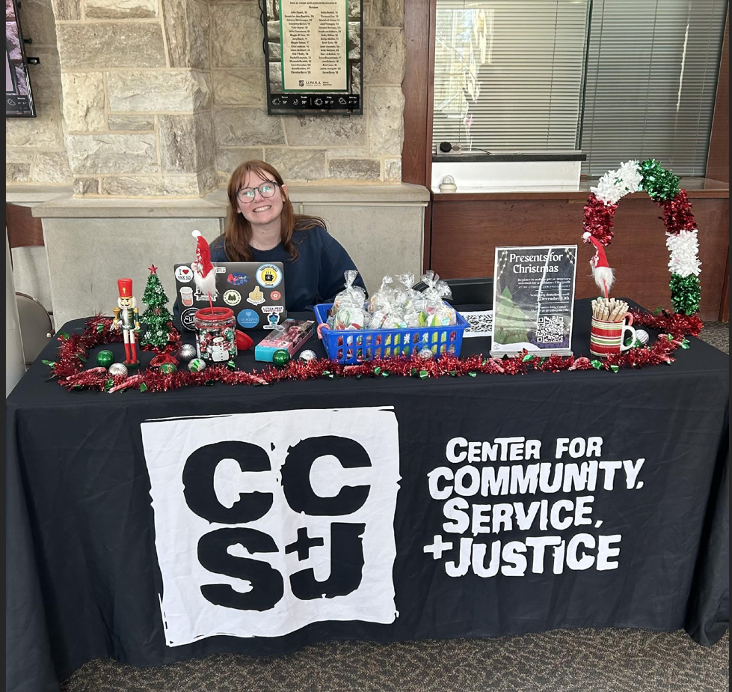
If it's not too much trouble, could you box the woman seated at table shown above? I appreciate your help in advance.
[211,160,365,311]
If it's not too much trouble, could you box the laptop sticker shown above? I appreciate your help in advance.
[223,289,242,306]
[238,309,260,329]
[256,263,283,288]
[262,305,285,330]
[175,266,194,283]
[264,313,282,329]
[180,307,198,331]
[227,272,249,286]
[247,286,266,306]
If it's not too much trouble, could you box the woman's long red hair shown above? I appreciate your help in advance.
[224,160,326,262]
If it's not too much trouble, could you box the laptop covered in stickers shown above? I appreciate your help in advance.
[173,262,287,331]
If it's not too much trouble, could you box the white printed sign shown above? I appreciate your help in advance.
[140,407,401,646]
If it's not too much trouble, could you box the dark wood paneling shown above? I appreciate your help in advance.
[6,204,44,248]
[720,253,729,322]
[433,186,729,202]
[423,200,432,272]
[432,198,729,322]
[707,11,729,184]
[401,0,432,186]
[402,0,436,271]
[424,0,437,188]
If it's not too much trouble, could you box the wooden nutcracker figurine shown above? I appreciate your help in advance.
[112,278,141,366]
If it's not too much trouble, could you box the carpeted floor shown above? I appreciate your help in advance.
[62,323,729,692]
[698,321,729,353]
[62,629,729,692]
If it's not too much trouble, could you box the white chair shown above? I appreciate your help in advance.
[15,292,53,367]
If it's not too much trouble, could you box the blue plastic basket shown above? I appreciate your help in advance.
[314,303,470,364]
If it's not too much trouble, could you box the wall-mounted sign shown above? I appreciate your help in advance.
[264,0,363,116]
[6,0,36,118]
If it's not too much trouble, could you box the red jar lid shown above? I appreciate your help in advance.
[195,306,234,322]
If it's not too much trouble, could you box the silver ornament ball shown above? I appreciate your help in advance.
[298,349,318,362]
[108,363,128,378]
[177,344,197,362]
[634,329,650,347]
[188,358,207,373]
[418,347,434,360]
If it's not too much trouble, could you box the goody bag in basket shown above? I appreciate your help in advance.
[330,270,368,330]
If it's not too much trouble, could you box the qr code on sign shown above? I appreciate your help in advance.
[536,316,564,343]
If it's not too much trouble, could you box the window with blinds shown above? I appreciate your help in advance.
[582,0,728,177]
[432,0,590,153]
[432,0,727,178]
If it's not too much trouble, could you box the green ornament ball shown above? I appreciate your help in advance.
[96,350,115,367]
[272,349,290,367]
[159,363,177,374]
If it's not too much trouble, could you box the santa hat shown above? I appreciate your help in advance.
[582,232,614,298]
[192,230,214,278]
[582,232,610,268]
[192,230,219,300]
[117,278,133,297]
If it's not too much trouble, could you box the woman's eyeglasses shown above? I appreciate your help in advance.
[236,181,279,203]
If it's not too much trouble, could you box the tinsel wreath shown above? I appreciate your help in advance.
[46,312,703,393]
[583,159,702,315]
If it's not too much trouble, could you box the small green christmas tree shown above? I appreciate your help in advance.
[140,265,174,348]
[493,285,531,344]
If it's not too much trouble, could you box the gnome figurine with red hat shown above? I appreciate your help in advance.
[582,232,615,299]
[112,278,141,366]
[191,230,219,302]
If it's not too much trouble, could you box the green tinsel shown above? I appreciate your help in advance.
[670,274,701,316]
[640,159,680,202]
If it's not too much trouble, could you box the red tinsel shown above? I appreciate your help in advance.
[149,353,180,368]
[660,190,696,235]
[47,312,704,393]
[583,188,697,245]
[582,193,618,246]
[630,309,703,339]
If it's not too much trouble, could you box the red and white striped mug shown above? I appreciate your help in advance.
[590,313,636,357]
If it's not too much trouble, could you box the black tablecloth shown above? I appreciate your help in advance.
[7,300,729,692]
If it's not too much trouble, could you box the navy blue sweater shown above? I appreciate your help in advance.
[209,226,365,312]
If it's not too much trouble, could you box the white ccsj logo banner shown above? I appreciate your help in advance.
[140,407,401,646]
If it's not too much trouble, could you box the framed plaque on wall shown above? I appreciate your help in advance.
[6,0,36,117]
[262,0,363,116]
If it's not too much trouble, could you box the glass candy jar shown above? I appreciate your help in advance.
[194,307,237,363]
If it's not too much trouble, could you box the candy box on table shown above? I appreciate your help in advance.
[255,319,314,362]
[314,303,469,365]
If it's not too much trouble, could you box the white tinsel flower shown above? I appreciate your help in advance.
[616,160,643,193]
[666,229,702,277]
[591,160,642,205]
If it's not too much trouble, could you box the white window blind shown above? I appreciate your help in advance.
[432,0,590,153]
[582,0,728,177]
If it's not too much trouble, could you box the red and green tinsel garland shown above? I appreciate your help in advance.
[45,312,703,393]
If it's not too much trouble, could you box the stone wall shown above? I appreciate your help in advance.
[6,0,71,185]
[213,0,405,184]
[53,0,217,197]
[5,0,406,193]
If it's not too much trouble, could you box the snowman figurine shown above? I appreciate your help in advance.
[209,335,230,362]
